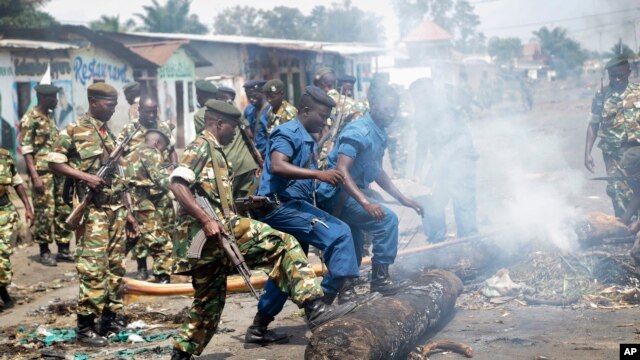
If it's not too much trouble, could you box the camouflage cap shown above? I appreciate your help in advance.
[34,84,60,96]
[204,99,241,122]
[145,128,171,146]
[195,80,218,95]
[243,79,267,90]
[263,79,285,94]
[87,83,118,99]
[123,81,140,93]
[314,67,334,81]
[337,75,356,85]
[304,85,336,108]
[605,54,629,70]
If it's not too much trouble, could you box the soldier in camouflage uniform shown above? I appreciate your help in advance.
[585,55,640,218]
[119,97,177,281]
[19,84,73,267]
[48,83,137,347]
[169,99,356,359]
[255,79,298,157]
[123,129,173,284]
[193,80,219,135]
[0,149,33,310]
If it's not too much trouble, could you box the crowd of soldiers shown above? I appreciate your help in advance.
[0,65,481,359]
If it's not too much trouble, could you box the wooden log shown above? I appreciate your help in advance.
[123,235,484,296]
[576,212,632,246]
[304,269,463,360]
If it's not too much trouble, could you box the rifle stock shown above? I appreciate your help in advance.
[239,124,263,168]
[64,194,93,230]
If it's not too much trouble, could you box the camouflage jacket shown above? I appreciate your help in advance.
[124,146,170,212]
[47,114,123,208]
[592,82,640,155]
[171,129,234,221]
[263,100,297,134]
[326,89,368,131]
[19,108,59,172]
[128,98,140,122]
[118,120,175,155]
[0,149,23,205]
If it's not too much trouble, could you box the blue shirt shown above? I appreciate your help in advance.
[323,113,387,190]
[257,118,317,202]
[244,103,257,131]
[254,104,272,157]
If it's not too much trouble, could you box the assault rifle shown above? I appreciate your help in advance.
[239,124,264,169]
[188,195,259,300]
[234,195,276,213]
[65,123,141,230]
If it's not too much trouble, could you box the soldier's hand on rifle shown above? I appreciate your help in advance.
[584,153,595,173]
[126,211,140,239]
[316,169,344,186]
[83,174,107,191]
[32,175,45,195]
[363,201,386,221]
[203,219,227,245]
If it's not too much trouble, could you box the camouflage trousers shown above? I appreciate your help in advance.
[75,205,126,317]
[33,172,73,245]
[173,216,322,355]
[603,152,634,218]
[0,205,19,286]
[131,208,173,276]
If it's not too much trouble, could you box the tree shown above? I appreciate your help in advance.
[391,0,484,52]
[487,37,522,64]
[136,0,207,34]
[89,15,136,33]
[533,26,586,77]
[212,1,384,44]
[605,41,635,58]
[0,0,58,28]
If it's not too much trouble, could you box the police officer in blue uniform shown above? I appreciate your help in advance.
[317,83,424,293]
[244,86,361,345]
[242,80,268,139]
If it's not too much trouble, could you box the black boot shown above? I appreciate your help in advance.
[56,243,75,262]
[154,274,171,284]
[77,314,108,347]
[244,313,289,345]
[337,277,382,305]
[370,263,409,295]
[99,308,127,336]
[134,258,149,280]
[39,243,57,267]
[0,286,14,309]
[321,291,337,305]
[303,298,357,330]
[171,348,193,360]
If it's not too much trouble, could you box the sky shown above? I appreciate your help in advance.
[44,0,640,52]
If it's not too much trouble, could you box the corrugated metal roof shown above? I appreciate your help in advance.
[0,38,78,50]
[126,40,211,67]
[403,21,452,43]
[127,32,385,56]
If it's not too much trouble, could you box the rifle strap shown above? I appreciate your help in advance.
[204,137,233,221]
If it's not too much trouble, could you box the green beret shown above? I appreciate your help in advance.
[145,128,170,145]
[605,54,629,70]
[204,99,241,122]
[87,83,118,99]
[263,79,285,94]
[35,84,60,96]
[195,80,218,95]
[314,67,334,81]
[304,86,336,108]
[123,82,140,93]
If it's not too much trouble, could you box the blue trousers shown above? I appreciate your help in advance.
[325,190,399,266]
[256,199,359,317]
[420,156,478,242]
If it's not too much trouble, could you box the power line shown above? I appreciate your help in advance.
[481,7,640,31]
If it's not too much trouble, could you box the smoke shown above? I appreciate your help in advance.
[474,105,584,253]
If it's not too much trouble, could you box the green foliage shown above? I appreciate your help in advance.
[391,0,484,52]
[487,37,522,64]
[605,41,635,58]
[136,0,207,34]
[213,1,384,44]
[0,0,58,28]
[89,15,136,33]
[533,26,587,77]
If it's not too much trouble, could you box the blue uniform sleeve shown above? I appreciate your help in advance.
[336,125,364,159]
[255,112,269,157]
[269,129,295,158]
